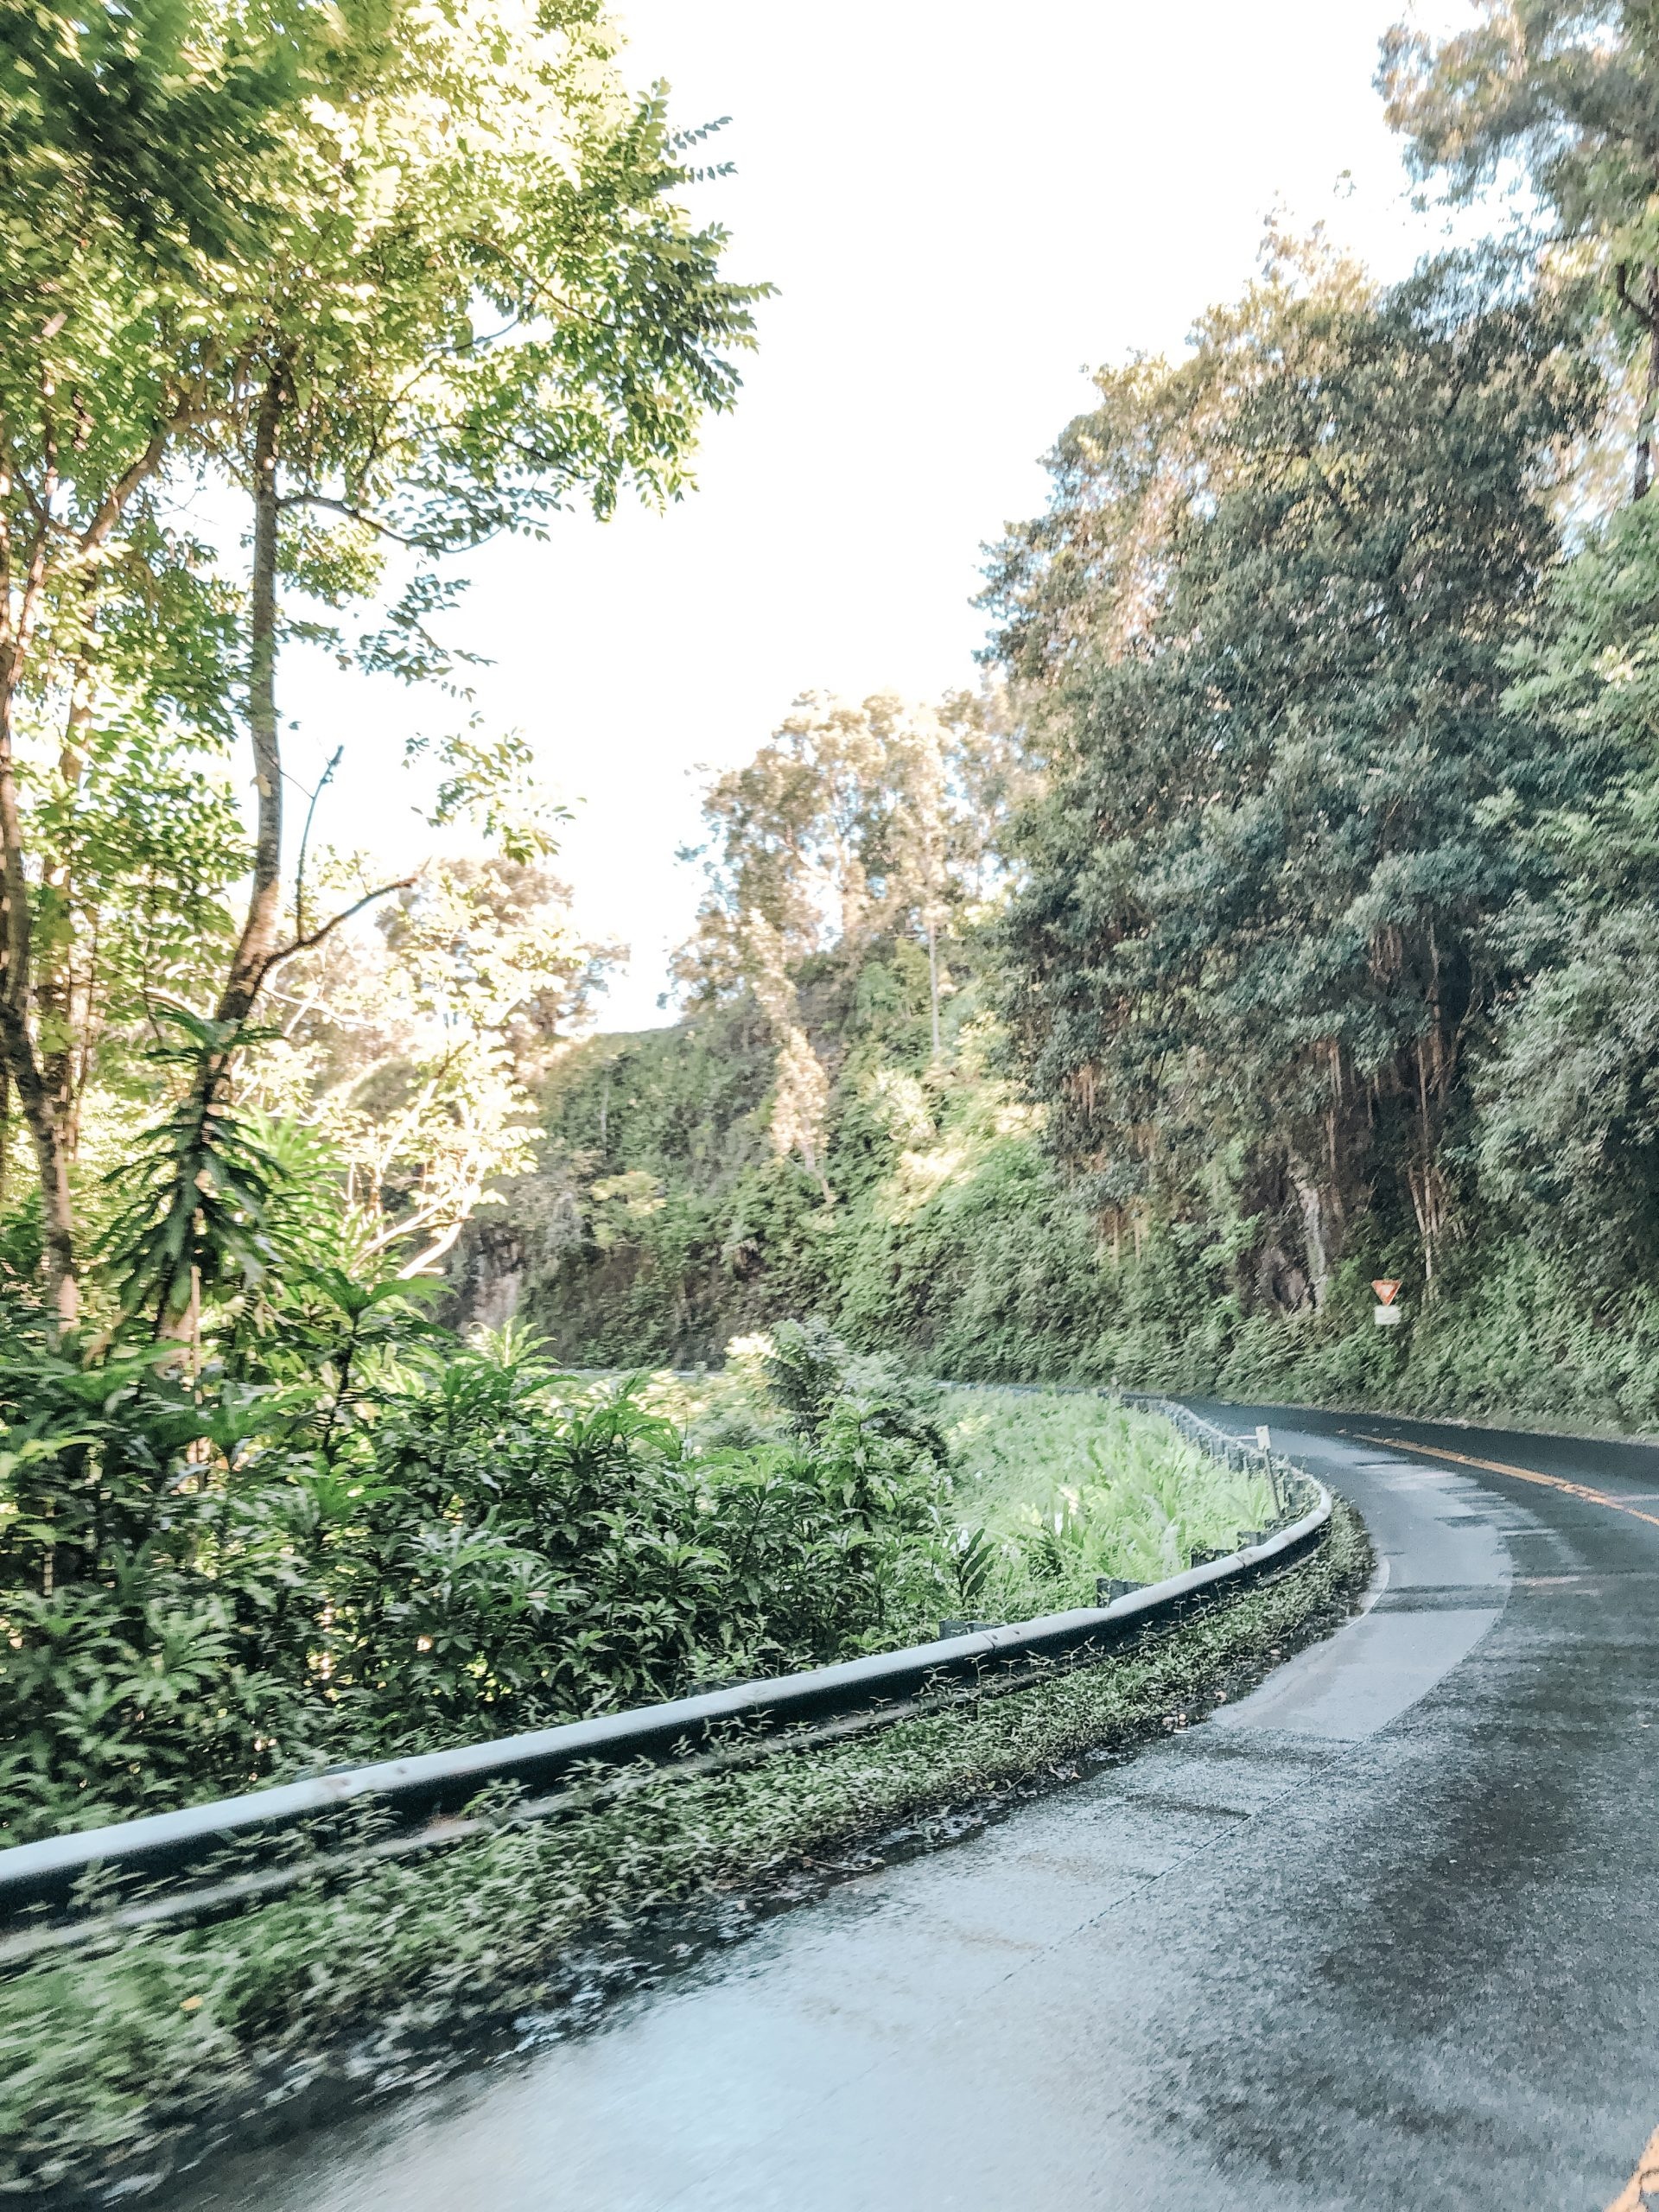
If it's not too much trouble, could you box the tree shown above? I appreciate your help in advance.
[0,0,309,1318]
[994,251,1595,1296]
[986,232,1378,690]
[255,856,616,1276]
[676,687,1024,1174]
[1381,0,1659,495]
[32,717,248,1157]
[743,914,833,1200]
[677,689,1018,1000]
[0,0,305,258]
[194,0,763,1096]
[0,0,763,1323]
[1477,495,1659,1278]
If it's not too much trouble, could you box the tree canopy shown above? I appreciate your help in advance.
[994,251,1597,1294]
[0,0,763,1322]
[1382,0,1659,493]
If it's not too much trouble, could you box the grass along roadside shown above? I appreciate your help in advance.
[938,1386,1277,1611]
[644,1350,1281,1620]
[3,1499,1370,2205]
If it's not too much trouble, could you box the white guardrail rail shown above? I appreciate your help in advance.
[0,1393,1331,1961]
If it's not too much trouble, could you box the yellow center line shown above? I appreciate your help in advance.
[1344,1424,1659,2210]
[1345,1431,1659,1535]
[1606,2121,1659,2211]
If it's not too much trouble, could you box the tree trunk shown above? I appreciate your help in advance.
[1405,1022,1456,1295]
[37,600,97,1160]
[1288,1161,1330,1310]
[0,382,180,1327]
[1408,1160,1450,1295]
[0,936,77,1324]
[0,529,77,1323]
[1636,280,1659,502]
[210,362,288,1088]
[926,917,941,1058]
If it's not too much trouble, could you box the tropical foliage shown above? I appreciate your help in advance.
[0,1250,954,1841]
[20,0,1659,1862]
[3,1218,1250,1847]
[513,190,1659,1432]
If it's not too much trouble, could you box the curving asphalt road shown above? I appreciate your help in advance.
[170,1404,1659,2212]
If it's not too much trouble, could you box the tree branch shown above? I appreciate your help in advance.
[75,392,211,556]
[259,872,421,981]
[397,1219,465,1278]
[276,491,436,550]
[293,745,343,944]
[1615,262,1659,336]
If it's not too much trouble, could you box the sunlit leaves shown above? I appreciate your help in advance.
[0,0,762,1311]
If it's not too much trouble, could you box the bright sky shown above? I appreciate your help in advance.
[293,0,1472,1030]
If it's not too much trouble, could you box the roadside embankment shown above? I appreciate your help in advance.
[2,1495,1370,2204]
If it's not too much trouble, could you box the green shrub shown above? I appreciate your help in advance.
[0,1303,954,1844]
[941,1389,1276,1612]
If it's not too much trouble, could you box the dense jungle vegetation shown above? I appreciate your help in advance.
[494,10,1659,1435]
[0,0,1269,1847]
[7,0,1659,1860]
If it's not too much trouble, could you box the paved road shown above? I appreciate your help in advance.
[172,1406,1659,2211]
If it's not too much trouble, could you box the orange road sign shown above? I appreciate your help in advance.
[1371,1279,1402,1306]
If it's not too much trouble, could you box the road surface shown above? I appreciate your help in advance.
[170,1404,1659,2212]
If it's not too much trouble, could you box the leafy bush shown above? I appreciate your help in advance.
[0,1251,954,1844]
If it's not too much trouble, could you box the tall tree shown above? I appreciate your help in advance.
[0,0,763,1322]
[196,1,763,1096]
[678,690,1015,999]
[1476,494,1659,1279]
[0,0,384,1319]
[994,252,1595,1296]
[677,689,1021,1163]
[1381,0,1659,495]
[986,234,1377,690]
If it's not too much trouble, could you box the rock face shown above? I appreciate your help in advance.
[443,1173,583,1336]
[442,1005,788,1367]
[446,1217,526,1332]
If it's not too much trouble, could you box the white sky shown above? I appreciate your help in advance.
[290,0,1474,1030]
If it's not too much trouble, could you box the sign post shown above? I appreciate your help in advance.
[1371,1278,1403,1328]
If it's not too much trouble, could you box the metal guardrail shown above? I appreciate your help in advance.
[941,1382,1315,1527]
[0,1395,1332,1957]
[1126,1393,1316,1525]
